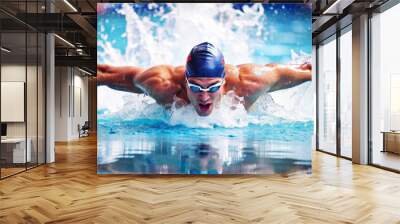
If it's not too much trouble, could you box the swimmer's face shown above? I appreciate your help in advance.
[186,77,224,116]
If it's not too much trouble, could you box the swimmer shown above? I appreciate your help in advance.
[97,42,311,116]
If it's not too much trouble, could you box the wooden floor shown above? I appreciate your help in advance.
[373,150,400,171]
[1,136,400,224]
[1,167,26,178]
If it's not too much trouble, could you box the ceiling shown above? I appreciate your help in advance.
[0,0,393,73]
[311,0,390,43]
[0,0,97,73]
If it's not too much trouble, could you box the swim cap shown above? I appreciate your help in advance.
[185,42,225,78]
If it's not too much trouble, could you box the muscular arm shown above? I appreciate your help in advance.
[97,64,145,93]
[268,63,312,92]
[232,63,311,108]
[97,64,185,106]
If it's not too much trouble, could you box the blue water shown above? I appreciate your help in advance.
[97,3,313,175]
[97,118,312,174]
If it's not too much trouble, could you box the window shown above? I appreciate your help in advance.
[317,36,337,154]
[339,28,352,158]
[371,3,400,171]
[0,1,46,179]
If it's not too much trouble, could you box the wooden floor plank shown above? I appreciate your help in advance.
[0,135,400,223]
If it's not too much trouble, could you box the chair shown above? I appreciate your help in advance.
[78,121,90,138]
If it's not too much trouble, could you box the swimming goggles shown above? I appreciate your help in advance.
[187,79,225,93]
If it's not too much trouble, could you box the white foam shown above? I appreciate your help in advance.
[169,91,249,128]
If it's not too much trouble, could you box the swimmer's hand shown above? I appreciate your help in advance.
[297,62,311,71]
[97,64,145,93]
[267,62,312,92]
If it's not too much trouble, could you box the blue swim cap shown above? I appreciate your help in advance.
[185,42,225,78]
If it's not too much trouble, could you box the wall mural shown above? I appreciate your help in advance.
[97,3,313,175]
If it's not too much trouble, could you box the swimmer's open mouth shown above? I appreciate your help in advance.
[199,103,211,111]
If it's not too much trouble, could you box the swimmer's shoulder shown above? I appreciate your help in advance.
[173,65,186,76]
[224,64,240,78]
[224,64,241,92]
[172,66,186,84]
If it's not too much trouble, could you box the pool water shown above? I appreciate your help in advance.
[97,115,313,174]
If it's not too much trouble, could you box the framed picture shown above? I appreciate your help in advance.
[97,3,313,175]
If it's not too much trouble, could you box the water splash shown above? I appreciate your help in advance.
[169,91,249,128]
[97,3,313,128]
[98,3,267,66]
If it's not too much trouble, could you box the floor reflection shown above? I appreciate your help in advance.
[97,120,312,175]
[98,141,311,175]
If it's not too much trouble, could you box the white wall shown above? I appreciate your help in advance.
[55,66,69,141]
[1,65,30,138]
[1,65,26,140]
[1,63,46,164]
[54,67,89,141]
[72,73,89,138]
